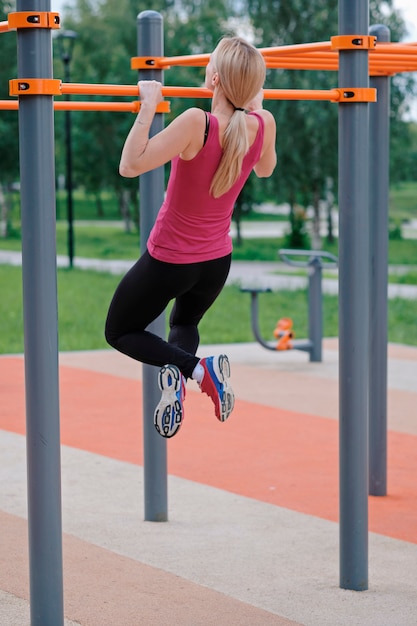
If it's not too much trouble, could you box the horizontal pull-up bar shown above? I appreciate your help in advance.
[0,100,150,112]
[3,16,417,76]
[264,57,417,73]
[131,40,417,76]
[0,87,376,112]
[6,80,376,103]
[62,83,212,98]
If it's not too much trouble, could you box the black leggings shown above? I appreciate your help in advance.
[105,250,232,379]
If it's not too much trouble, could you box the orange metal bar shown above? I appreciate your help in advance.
[266,51,339,59]
[60,83,350,101]
[0,100,170,112]
[151,42,335,68]
[259,41,333,56]
[59,101,140,112]
[61,83,138,96]
[0,87,363,111]
[372,42,417,54]
[0,100,18,109]
[371,59,417,67]
[264,58,338,71]
[264,88,341,101]
[145,53,210,68]
[0,20,9,32]
[151,40,417,76]
[60,83,214,98]
[267,50,417,74]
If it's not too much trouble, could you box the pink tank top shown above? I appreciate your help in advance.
[147,111,264,263]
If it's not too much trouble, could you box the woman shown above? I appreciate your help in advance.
[105,36,276,438]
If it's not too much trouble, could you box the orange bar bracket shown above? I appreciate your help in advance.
[8,11,60,30]
[331,35,376,50]
[335,87,377,102]
[131,56,169,70]
[9,78,62,96]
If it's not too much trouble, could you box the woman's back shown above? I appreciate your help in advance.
[147,112,265,264]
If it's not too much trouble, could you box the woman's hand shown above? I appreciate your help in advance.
[138,80,163,107]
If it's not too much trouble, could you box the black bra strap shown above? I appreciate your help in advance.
[203,111,210,146]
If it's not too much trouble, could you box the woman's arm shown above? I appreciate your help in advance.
[246,90,277,178]
[119,80,202,178]
[252,109,277,178]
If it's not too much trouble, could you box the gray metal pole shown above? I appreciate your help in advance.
[137,10,168,521]
[369,24,390,496]
[338,0,370,590]
[308,257,322,362]
[64,62,75,268]
[16,0,64,623]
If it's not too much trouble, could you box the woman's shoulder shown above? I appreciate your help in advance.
[248,108,275,126]
[176,107,207,125]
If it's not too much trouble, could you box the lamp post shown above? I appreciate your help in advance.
[55,30,77,268]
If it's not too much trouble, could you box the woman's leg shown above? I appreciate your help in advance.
[105,251,199,376]
[105,251,233,436]
[168,254,234,422]
[168,253,232,355]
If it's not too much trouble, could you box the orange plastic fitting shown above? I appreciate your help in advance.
[130,57,169,70]
[334,87,377,102]
[8,11,60,30]
[331,35,376,51]
[9,78,62,96]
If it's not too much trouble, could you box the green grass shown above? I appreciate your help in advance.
[3,178,417,265]
[56,189,125,221]
[0,266,121,354]
[1,224,416,266]
[1,265,417,355]
[389,181,417,221]
[385,238,417,265]
[10,181,417,224]
[1,183,417,354]
[56,223,141,260]
[2,221,417,267]
[388,270,417,285]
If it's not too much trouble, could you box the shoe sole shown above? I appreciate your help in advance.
[213,354,235,422]
[154,365,183,438]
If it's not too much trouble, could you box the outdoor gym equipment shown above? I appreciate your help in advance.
[0,4,398,621]
[241,249,338,362]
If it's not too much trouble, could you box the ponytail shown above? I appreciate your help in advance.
[210,111,249,198]
[209,37,266,198]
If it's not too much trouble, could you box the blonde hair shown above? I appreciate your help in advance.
[209,37,266,198]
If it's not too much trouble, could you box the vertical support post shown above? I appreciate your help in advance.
[338,0,370,590]
[369,24,390,497]
[137,10,168,521]
[16,0,64,623]
[307,257,322,362]
[64,66,74,268]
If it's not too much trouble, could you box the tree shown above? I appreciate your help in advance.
[244,0,412,247]
[55,0,149,225]
[58,0,241,225]
[0,0,19,236]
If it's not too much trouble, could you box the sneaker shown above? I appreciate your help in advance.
[199,354,234,422]
[154,364,185,438]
